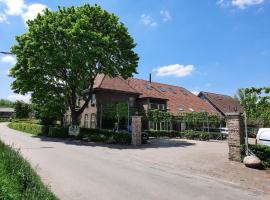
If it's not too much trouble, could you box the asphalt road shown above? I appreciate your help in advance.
[0,123,269,200]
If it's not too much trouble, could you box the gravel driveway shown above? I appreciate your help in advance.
[0,122,269,200]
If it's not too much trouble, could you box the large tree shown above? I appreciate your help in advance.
[10,4,139,125]
[243,87,270,127]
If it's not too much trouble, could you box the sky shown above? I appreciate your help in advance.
[0,0,270,102]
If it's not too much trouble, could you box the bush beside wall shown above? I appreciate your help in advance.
[8,122,48,136]
[0,140,57,200]
[242,144,270,168]
[0,118,11,122]
[79,128,132,144]
[48,127,69,138]
[147,130,223,141]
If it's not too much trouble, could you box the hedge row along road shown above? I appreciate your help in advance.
[0,123,269,200]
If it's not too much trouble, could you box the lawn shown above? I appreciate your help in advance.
[0,140,58,200]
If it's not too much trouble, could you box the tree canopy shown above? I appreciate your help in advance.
[14,101,31,119]
[241,87,270,127]
[0,99,14,108]
[10,4,139,125]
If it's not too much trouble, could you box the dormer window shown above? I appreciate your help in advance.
[179,107,184,112]
[145,84,153,90]
[159,87,167,92]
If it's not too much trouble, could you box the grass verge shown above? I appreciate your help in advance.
[0,140,58,200]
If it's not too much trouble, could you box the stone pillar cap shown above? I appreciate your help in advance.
[225,112,241,116]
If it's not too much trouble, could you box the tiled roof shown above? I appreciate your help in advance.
[127,78,168,100]
[133,80,218,115]
[199,91,244,115]
[94,74,141,95]
[94,75,219,115]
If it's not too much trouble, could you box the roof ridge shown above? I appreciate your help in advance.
[118,77,141,94]
[131,77,186,90]
[201,91,233,98]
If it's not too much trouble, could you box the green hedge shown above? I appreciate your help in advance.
[12,119,41,124]
[147,130,223,141]
[0,118,11,122]
[242,144,270,168]
[8,122,48,136]
[78,128,132,144]
[48,127,69,138]
[0,140,57,200]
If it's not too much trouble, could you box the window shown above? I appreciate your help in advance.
[178,107,184,112]
[149,121,156,130]
[200,109,206,112]
[159,104,166,110]
[129,97,135,107]
[169,88,177,94]
[90,113,96,128]
[145,84,153,90]
[149,103,158,110]
[149,103,166,110]
[159,87,167,92]
[84,114,89,128]
[189,108,195,112]
[91,94,96,106]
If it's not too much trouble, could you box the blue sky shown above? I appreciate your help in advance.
[0,0,270,102]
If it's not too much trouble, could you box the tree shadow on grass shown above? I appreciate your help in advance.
[32,136,195,150]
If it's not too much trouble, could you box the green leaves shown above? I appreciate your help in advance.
[241,87,270,126]
[10,4,139,125]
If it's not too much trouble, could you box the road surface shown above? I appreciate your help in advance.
[0,123,269,200]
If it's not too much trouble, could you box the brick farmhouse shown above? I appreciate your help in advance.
[64,74,242,131]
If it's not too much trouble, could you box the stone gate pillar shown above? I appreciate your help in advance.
[226,113,245,162]
[132,116,142,146]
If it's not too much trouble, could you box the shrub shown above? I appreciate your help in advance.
[147,130,223,141]
[0,118,11,122]
[113,132,132,144]
[244,144,270,168]
[8,122,48,136]
[0,140,57,200]
[78,128,131,144]
[147,130,180,138]
[48,127,69,138]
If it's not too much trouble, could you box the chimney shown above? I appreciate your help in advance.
[149,73,152,84]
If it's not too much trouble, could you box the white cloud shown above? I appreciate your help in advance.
[0,0,47,24]
[217,0,265,9]
[155,64,195,77]
[21,3,47,23]
[160,10,172,22]
[232,0,264,9]
[7,94,31,103]
[140,14,158,27]
[0,13,7,23]
[0,0,26,15]
[0,55,16,65]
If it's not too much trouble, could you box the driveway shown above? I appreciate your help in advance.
[0,122,269,200]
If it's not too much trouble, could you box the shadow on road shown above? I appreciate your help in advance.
[33,136,195,150]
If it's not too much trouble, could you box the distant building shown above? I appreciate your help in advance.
[0,107,15,118]
[198,91,244,116]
